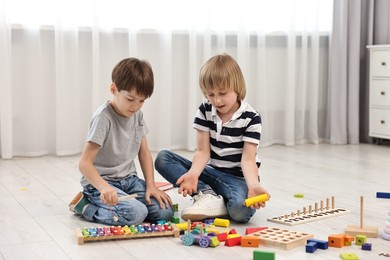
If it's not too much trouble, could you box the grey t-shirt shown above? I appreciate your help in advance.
[80,101,148,188]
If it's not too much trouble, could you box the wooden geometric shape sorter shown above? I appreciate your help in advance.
[244,227,313,250]
[268,196,350,226]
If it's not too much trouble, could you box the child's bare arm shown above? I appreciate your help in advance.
[138,137,172,208]
[241,142,270,209]
[176,129,210,196]
[79,141,118,205]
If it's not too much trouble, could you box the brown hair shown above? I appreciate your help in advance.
[199,53,246,101]
[111,58,154,98]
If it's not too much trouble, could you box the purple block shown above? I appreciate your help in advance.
[362,243,372,251]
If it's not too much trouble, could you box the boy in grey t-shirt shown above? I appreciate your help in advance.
[69,58,173,226]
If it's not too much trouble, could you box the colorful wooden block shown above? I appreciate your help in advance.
[376,192,390,199]
[241,236,260,247]
[328,234,344,248]
[253,250,275,260]
[214,218,230,227]
[344,235,354,246]
[361,243,372,251]
[225,236,241,247]
[339,252,359,260]
[217,232,228,242]
[355,235,367,245]
[307,238,328,249]
[246,227,268,235]
[305,241,318,253]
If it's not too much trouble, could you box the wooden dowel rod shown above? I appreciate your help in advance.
[118,194,138,201]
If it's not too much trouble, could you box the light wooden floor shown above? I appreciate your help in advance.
[0,143,389,260]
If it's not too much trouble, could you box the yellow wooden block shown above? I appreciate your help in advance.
[227,234,241,239]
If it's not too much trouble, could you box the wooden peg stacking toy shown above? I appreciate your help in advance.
[345,196,378,238]
[268,196,349,226]
[244,194,269,207]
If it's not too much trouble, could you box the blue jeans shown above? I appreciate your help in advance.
[154,150,256,223]
[82,175,174,226]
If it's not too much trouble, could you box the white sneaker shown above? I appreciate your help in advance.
[181,192,228,221]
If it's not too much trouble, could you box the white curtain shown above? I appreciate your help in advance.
[0,0,333,159]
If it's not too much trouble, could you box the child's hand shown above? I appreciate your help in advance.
[100,186,119,206]
[176,172,198,197]
[247,185,271,210]
[146,186,173,209]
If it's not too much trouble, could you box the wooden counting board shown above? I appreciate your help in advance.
[75,223,180,245]
[267,196,350,226]
[244,227,314,250]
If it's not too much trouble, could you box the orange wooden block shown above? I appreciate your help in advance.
[343,234,354,246]
[241,236,260,247]
[328,234,344,248]
[225,236,241,247]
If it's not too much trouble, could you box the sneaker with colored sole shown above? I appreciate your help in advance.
[181,191,228,221]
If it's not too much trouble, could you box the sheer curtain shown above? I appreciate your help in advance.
[0,0,333,159]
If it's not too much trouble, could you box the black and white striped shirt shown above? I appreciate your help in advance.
[193,101,262,177]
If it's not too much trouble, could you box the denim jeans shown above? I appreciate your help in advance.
[154,150,256,223]
[82,175,174,226]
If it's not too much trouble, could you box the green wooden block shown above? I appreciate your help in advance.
[253,250,275,260]
[170,216,180,223]
[340,252,359,260]
[209,236,220,247]
[355,235,367,246]
[172,203,179,212]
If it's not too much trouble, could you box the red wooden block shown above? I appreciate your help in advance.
[229,228,237,234]
[217,232,228,242]
[245,227,268,235]
[225,236,241,247]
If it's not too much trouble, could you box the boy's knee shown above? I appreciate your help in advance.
[227,201,255,223]
[147,204,174,222]
[154,150,170,170]
[125,209,148,225]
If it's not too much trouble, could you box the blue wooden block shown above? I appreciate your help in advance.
[307,238,329,249]
[362,243,372,251]
[306,241,318,253]
[376,192,390,199]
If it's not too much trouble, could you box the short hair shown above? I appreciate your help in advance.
[199,53,246,101]
[111,58,154,98]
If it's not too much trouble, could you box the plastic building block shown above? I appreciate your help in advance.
[253,250,275,260]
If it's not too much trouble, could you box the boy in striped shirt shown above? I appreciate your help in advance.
[155,53,270,223]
